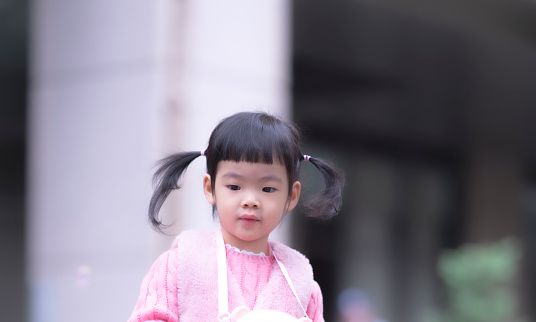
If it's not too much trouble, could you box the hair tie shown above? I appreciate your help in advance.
[201,150,205,156]
[303,155,311,161]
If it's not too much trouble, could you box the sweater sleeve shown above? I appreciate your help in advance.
[127,248,179,322]
[307,281,325,322]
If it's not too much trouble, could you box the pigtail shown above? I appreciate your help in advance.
[302,155,345,219]
[148,151,203,231]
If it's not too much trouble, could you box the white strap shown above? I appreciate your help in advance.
[216,231,230,321]
[270,244,310,319]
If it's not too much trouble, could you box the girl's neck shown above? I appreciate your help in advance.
[220,230,271,256]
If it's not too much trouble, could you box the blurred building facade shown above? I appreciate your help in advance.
[292,1,536,321]
[1,0,536,322]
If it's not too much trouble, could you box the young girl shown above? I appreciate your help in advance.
[128,112,344,322]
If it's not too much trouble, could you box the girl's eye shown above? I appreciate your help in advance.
[227,185,240,191]
[262,187,276,193]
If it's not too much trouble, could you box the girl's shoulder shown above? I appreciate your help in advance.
[269,240,312,273]
[171,229,216,249]
[270,240,309,261]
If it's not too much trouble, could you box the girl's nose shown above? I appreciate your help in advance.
[241,195,260,208]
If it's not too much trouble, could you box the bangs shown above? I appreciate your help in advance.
[205,112,302,192]
[213,117,293,165]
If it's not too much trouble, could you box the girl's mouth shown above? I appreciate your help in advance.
[239,215,259,223]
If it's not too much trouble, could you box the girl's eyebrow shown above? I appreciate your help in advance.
[221,172,242,179]
[260,174,284,183]
[221,172,283,182]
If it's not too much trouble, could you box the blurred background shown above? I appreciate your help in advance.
[1,0,535,321]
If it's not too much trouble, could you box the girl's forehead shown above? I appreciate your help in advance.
[216,160,288,179]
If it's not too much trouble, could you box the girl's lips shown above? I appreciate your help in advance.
[239,214,259,221]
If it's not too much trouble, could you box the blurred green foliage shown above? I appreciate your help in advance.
[422,238,524,322]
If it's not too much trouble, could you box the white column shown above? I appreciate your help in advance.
[157,0,292,247]
[28,1,164,321]
[28,1,291,321]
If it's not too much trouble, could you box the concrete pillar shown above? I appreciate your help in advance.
[28,1,290,321]
[337,158,398,319]
[465,148,521,241]
[156,0,292,248]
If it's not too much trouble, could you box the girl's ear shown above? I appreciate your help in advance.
[285,181,301,211]
[203,174,216,205]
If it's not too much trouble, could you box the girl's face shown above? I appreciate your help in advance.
[203,161,301,254]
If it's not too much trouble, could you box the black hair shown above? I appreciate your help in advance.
[149,111,344,232]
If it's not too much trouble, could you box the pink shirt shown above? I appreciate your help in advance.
[128,242,324,321]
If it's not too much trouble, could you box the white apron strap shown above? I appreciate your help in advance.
[269,243,310,319]
[216,231,230,321]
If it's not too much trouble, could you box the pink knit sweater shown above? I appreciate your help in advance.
[128,231,324,322]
